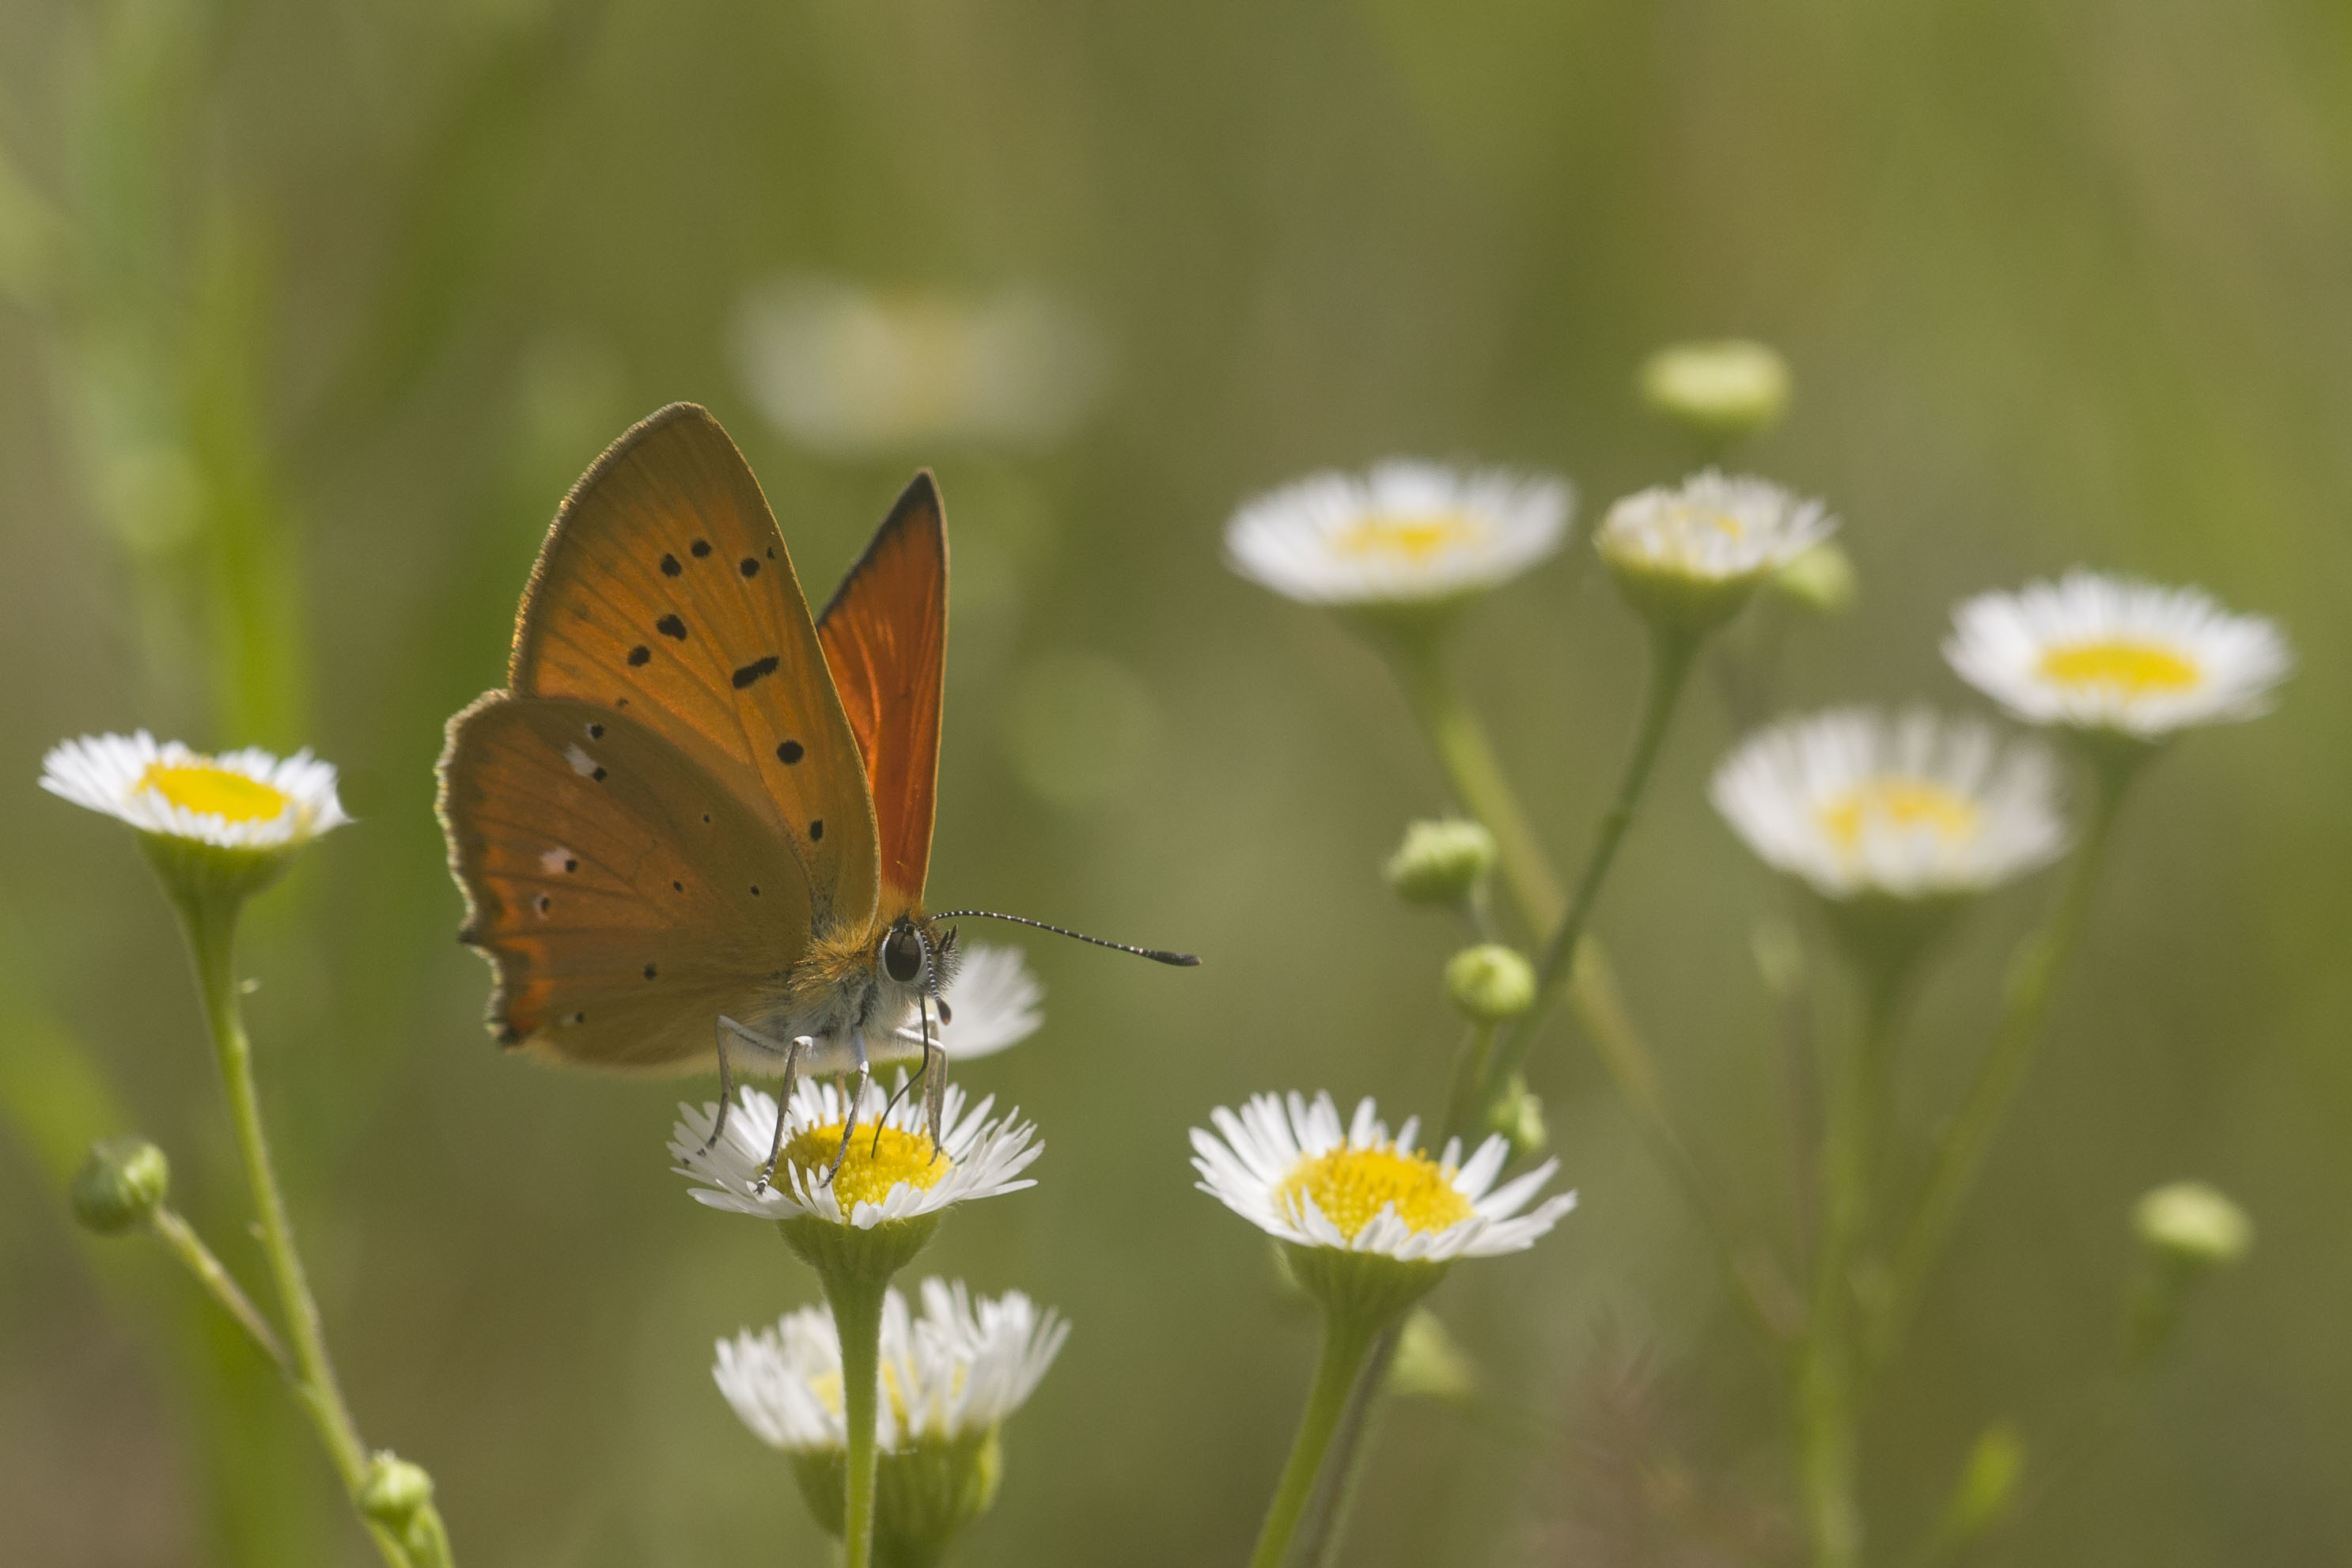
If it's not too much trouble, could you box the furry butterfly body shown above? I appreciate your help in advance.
[437,404,957,1115]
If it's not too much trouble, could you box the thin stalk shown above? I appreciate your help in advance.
[1249,1309,1382,1568]
[1797,971,1905,1568]
[175,893,412,1568]
[828,1269,892,1568]
[1440,1021,1498,1146]
[147,1206,290,1374]
[1873,763,2133,1367]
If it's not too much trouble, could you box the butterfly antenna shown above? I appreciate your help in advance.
[930,911,1200,966]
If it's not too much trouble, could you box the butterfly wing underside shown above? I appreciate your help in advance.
[817,472,947,914]
[508,403,881,933]
[438,694,809,1070]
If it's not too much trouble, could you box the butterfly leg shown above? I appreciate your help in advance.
[821,1034,871,1187]
[711,1015,792,1156]
[752,1034,811,1195]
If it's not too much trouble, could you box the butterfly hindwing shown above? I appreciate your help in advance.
[509,403,881,934]
[817,471,946,914]
[437,691,809,1070]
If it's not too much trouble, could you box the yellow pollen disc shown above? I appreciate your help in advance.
[138,762,291,823]
[783,1123,949,1210]
[2037,639,2202,694]
[1281,1145,1475,1240]
[1818,777,1979,851]
[1331,510,1486,563]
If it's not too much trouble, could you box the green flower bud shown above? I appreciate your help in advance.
[357,1453,434,1526]
[1485,1071,1547,1159]
[1771,540,1858,616]
[1384,1306,1480,1405]
[1638,339,1791,444]
[1384,818,1498,906]
[70,1137,169,1235]
[2134,1181,2252,1271]
[1445,944,1535,1024]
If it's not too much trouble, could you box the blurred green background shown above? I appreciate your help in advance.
[2,1,2347,1562]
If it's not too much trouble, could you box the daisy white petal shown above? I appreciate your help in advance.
[40,731,351,850]
[1596,470,1836,590]
[1945,571,2291,739]
[670,1078,1039,1230]
[1225,461,1573,608]
[1711,707,2066,900]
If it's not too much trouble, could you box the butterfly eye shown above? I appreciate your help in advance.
[881,926,926,985]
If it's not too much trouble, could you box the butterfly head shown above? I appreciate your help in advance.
[877,911,960,1022]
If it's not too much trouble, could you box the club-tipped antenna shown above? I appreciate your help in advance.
[930,910,1199,966]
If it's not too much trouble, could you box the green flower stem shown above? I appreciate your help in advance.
[1249,1308,1384,1568]
[829,1269,892,1568]
[172,887,415,1568]
[1873,758,2135,1368]
[1439,1021,1498,1149]
[1798,968,1907,1568]
[147,1206,291,1374]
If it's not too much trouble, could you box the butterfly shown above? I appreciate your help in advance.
[436,403,1191,1178]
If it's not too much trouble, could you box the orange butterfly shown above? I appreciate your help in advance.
[437,404,1190,1173]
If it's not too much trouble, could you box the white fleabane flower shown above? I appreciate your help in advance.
[714,1278,1068,1454]
[1191,1092,1575,1263]
[41,732,350,850]
[1711,709,2068,901]
[893,943,1041,1062]
[1225,462,1573,608]
[671,1079,1039,1229]
[1945,572,2291,739]
[1596,470,1836,589]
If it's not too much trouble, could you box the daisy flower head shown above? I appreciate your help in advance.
[1225,461,1573,612]
[894,942,1041,1062]
[671,1077,1039,1233]
[1595,471,1837,633]
[1192,1092,1575,1324]
[41,732,351,906]
[1711,707,2067,903]
[714,1278,1067,1455]
[1945,571,2291,741]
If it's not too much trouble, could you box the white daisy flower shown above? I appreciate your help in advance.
[671,1078,1039,1229]
[1945,571,2291,738]
[1191,1092,1576,1263]
[1595,469,1836,588]
[1710,708,2067,900]
[714,1278,1068,1453]
[892,943,1041,1062]
[1225,462,1573,608]
[40,731,351,850]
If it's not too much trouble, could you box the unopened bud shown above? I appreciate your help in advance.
[1385,1307,1481,1404]
[358,1453,434,1528]
[1384,819,1497,906]
[1771,540,1858,616]
[70,1138,169,1235]
[1639,339,1791,443]
[1485,1071,1548,1158]
[2134,1181,2252,1271]
[1445,944,1535,1024]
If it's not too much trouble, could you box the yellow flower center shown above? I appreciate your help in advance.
[1281,1145,1475,1240]
[782,1123,949,1211]
[2036,639,2202,694]
[138,762,291,823]
[1818,777,1979,852]
[1331,510,1486,563]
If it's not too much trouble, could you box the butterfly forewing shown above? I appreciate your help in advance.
[438,692,808,1070]
[817,471,946,913]
[510,403,881,933]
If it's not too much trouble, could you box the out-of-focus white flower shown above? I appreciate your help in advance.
[1191,1092,1574,1263]
[1596,470,1835,589]
[670,1079,1038,1229]
[1225,462,1573,608]
[891,943,1041,1062]
[1945,572,2290,739]
[41,732,350,850]
[1710,708,2066,900]
[714,1277,1067,1453]
[733,275,1108,455]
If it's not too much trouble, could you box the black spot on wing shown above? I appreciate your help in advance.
[564,858,578,873]
[627,646,651,667]
[751,884,761,896]
[740,557,760,578]
[592,766,608,782]
[691,539,712,558]
[809,819,824,842]
[536,895,551,913]
[655,614,687,641]
[777,739,803,764]
[672,879,684,892]
[588,723,604,739]
[732,655,780,688]
[660,553,681,577]
[643,963,657,980]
